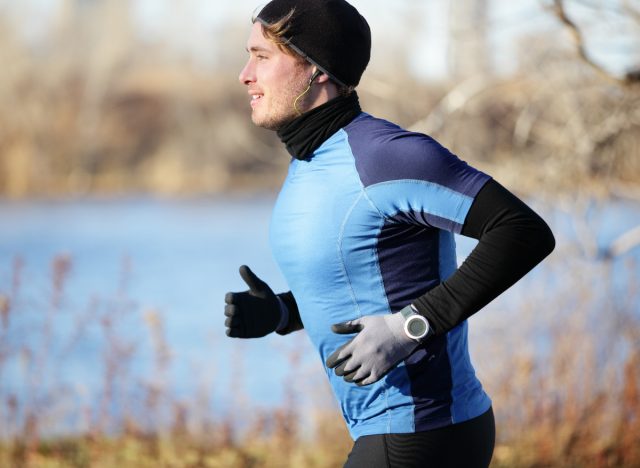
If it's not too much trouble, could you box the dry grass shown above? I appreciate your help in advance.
[473,220,640,467]
[0,253,352,468]
[0,212,639,467]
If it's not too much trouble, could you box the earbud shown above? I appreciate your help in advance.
[308,69,322,85]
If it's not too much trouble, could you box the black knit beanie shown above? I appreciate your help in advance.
[255,0,371,88]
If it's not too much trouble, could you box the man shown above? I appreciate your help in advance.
[225,1,555,466]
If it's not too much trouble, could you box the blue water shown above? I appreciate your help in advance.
[0,196,325,432]
[0,195,638,435]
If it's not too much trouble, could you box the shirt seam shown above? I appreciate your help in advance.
[364,179,473,226]
[337,129,393,324]
[336,190,367,320]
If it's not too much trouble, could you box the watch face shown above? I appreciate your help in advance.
[407,316,427,338]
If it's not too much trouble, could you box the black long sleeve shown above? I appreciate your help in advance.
[413,179,556,335]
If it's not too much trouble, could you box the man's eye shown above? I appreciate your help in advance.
[256,55,267,60]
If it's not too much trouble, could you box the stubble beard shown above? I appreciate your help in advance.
[252,74,311,131]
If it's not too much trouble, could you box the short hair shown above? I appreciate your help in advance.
[254,8,298,56]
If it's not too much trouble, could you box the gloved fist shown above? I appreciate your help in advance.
[224,265,281,338]
[326,312,420,386]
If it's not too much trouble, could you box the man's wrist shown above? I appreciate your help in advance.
[399,304,431,342]
[275,296,290,332]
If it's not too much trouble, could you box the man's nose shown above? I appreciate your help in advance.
[238,60,255,85]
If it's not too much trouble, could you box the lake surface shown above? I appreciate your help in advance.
[1,195,638,435]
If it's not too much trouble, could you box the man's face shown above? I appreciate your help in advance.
[239,22,313,130]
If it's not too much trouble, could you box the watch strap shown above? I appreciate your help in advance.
[400,304,419,319]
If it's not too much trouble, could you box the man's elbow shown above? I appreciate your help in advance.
[538,221,556,260]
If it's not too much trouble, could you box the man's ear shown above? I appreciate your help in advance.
[308,68,331,85]
[315,72,330,84]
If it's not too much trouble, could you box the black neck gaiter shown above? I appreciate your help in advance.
[276,92,362,160]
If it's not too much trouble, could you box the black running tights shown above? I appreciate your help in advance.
[343,407,495,468]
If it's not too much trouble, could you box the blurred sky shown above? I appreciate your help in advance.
[2,0,638,79]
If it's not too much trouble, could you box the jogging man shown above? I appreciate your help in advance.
[224,1,555,466]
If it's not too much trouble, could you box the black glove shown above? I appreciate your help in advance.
[224,265,282,338]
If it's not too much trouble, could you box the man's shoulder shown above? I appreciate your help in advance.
[343,113,459,187]
[345,113,415,139]
[344,113,449,156]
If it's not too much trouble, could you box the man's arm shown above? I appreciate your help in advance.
[412,179,556,334]
[326,179,555,385]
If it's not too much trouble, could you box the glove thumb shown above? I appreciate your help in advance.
[238,265,266,293]
[331,320,363,334]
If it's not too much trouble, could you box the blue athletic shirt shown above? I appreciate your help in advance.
[269,113,492,440]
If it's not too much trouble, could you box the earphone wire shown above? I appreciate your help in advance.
[293,70,321,116]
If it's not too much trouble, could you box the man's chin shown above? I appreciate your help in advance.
[251,111,295,131]
[252,119,274,131]
[251,115,274,131]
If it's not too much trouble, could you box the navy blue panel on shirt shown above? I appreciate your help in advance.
[345,115,487,198]
[375,221,440,310]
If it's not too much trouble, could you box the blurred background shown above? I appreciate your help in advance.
[0,0,639,466]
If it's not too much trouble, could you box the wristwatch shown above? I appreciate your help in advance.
[400,305,431,341]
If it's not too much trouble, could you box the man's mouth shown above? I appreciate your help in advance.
[250,93,263,108]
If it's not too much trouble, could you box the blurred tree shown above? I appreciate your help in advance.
[0,0,638,198]
[549,0,640,85]
[448,0,492,78]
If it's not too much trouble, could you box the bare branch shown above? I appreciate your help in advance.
[408,76,491,134]
[622,0,640,25]
[550,0,639,86]
[602,225,640,258]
